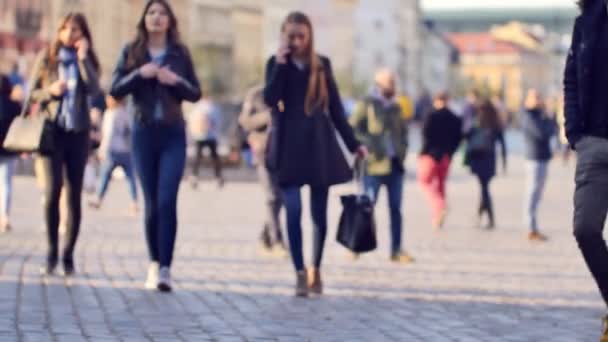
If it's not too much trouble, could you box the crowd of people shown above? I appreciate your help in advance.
[0,0,565,292]
[1,1,604,336]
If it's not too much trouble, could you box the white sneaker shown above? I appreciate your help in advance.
[157,267,172,292]
[144,262,159,290]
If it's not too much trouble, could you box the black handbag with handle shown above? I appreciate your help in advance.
[3,94,55,155]
[336,159,377,254]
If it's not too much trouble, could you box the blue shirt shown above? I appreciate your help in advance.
[150,49,167,121]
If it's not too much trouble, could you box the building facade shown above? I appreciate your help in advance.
[354,0,421,97]
[449,32,551,113]
[420,20,457,96]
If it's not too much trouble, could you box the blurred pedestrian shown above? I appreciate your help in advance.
[0,75,22,232]
[414,89,432,122]
[29,12,101,276]
[464,99,507,230]
[187,94,224,188]
[264,11,366,297]
[350,68,413,263]
[418,92,463,230]
[111,0,201,292]
[462,89,480,132]
[238,84,287,257]
[565,2,608,337]
[88,95,138,214]
[521,89,555,242]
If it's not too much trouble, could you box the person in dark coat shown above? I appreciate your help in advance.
[0,75,21,233]
[264,11,366,297]
[464,99,507,230]
[418,92,463,230]
[521,89,555,242]
[565,1,608,337]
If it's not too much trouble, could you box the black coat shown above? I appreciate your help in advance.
[110,42,202,125]
[0,76,21,156]
[263,55,360,187]
[564,1,607,147]
[420,107,463,161]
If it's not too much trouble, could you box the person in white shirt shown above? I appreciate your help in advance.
[89,95,138,213]
[188,95,224,188]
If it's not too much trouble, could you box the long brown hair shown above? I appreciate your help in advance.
[477,99,503,131]
[47,13,100,76]
[281,12,328,115]
[126,0,182,69]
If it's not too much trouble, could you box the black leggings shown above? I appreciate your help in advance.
[192,139,222,180]
[476,174,494,223]
[40,130,89,263]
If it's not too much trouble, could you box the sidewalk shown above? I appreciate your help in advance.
[0,153,602,341]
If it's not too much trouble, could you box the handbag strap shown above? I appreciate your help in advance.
[353,157,367,196]
[19,49,49,118]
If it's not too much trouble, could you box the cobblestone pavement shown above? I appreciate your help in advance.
[0,154,604,342]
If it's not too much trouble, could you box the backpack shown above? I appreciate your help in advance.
[466,127,495,158]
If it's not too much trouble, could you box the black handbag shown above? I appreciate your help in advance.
[3,96,55,155]
[336,160,377,254]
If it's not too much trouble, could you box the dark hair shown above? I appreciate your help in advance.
[477,99,502,131]
[281,11,327,114]
[126,0,182,69]
[578,0,594,11]
[47,13,100,76]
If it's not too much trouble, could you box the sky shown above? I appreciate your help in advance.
[421,0,576,10]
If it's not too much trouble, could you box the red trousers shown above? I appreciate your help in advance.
[418,155,452,225]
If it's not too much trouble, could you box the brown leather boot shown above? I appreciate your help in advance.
[295,271,308,297]
[307,268,323,295]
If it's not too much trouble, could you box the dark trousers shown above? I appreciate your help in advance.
[363,163,404,255]
[133,122,186,268]
[192,139,222,180]
[41,129,89,264]
[476,174,494,224]
[573,136,608,307]
[256,159,283,247]
[281,185,329,272]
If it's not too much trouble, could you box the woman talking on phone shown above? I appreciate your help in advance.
[111,0,201,292]
[27,13,100,276]
[264,12,367,297]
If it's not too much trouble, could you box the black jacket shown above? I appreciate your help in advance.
[521,108,556,161]
[110,42,201,125]
[263,55,360,187]
[0,76,20,156]
[564,0,608,147]
[420,107,463,161]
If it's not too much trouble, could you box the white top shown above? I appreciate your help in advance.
[99,106,132,155]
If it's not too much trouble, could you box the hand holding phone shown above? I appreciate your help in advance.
[276,39,291,64]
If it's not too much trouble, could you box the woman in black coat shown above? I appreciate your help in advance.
[264,11,366,297]
[465,99,507,230]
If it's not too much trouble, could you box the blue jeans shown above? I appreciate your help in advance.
[97,151,138,202]
[0,157,16,218]
[281,186,329,272]
[524,160,548,233]
[364,167,404,255]
[132,122,186,268]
